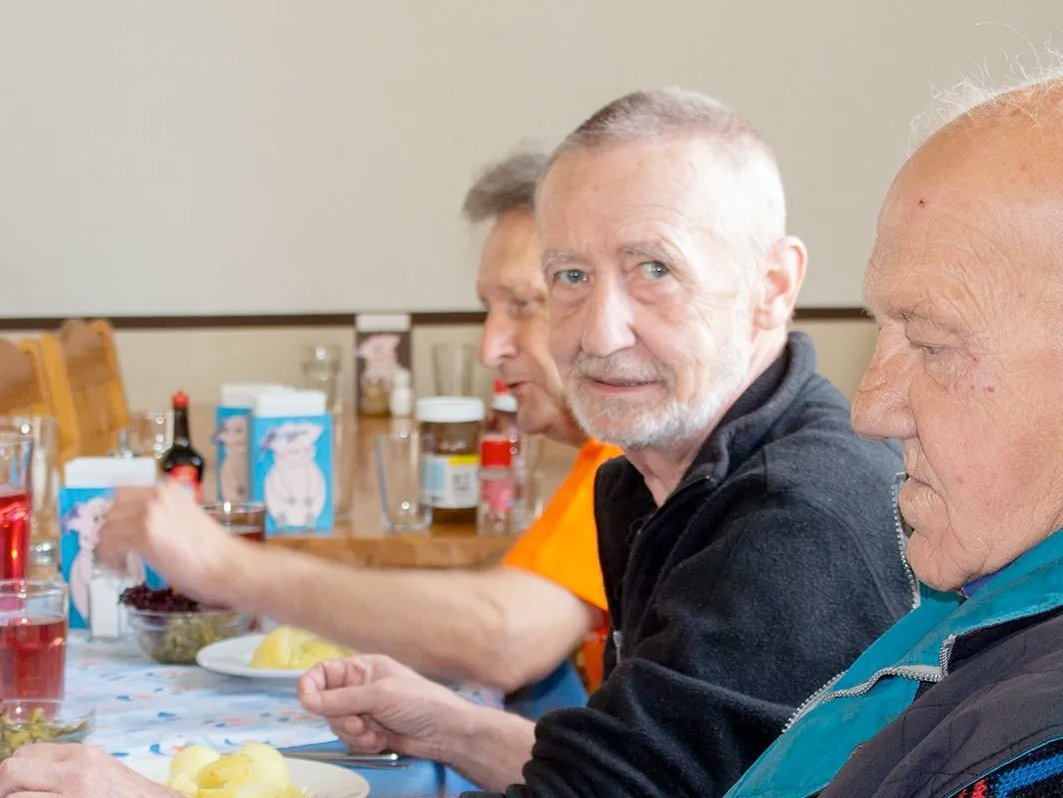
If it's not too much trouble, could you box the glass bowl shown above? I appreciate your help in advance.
[0,699,94,760]
[126,607,253,664]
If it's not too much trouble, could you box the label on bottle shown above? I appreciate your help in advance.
[420,454,480,509]
[482,473,515,514]
[167,464,203,503]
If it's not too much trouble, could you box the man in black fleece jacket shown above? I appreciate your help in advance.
[290,88,913,797]
[0,88,911,798]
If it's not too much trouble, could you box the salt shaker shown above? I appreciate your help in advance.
[88,556,133,640]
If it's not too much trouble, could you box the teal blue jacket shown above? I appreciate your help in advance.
[725,529,1063,798]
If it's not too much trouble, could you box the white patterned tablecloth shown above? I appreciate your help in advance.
[66,630,356,760]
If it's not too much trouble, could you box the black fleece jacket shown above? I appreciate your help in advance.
[466,333,914,798]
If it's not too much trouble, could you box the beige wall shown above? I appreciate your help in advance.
[3,2,1061,319]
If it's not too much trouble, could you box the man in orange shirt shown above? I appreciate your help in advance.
[99,151,618,694]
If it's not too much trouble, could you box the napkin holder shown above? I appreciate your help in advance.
[250,390,334,536]
[58,457,156,630]
[214,383,292,503]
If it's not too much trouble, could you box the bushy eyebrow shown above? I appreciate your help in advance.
[542,241,682,273]
[541,250,578,273]
[620,241,681,263]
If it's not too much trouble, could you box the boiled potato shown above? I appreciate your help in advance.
[197,752,258,789]
[238,743,289,790]
[171,745,221,782]
[251,626,353,670]
[165,742,306,798]
[169,772,199,797]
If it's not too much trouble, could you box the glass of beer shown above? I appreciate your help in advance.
[0,435,33,580]
[0,580,69,700]
[202,501,267,542]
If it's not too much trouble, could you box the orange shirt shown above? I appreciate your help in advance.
[502,438,622,688]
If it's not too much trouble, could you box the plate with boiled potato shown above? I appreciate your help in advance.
[196,626,355,681]
[128,741,370,798]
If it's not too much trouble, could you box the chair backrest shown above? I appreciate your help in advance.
[0,338,51,416]
[40,319,130,458]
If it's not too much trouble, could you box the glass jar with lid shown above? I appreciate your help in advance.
[416,397,484,529]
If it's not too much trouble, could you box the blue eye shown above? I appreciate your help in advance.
[554,268,587,286]
[639,261,669,280]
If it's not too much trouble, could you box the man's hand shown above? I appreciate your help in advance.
[297,654,470,762]
[0,744,179,797]
[97,481,245,606]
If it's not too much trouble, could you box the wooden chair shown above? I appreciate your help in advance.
[39,319,130,458]
[0,335,77,466]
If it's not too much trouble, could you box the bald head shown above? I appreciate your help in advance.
[853,77,1063,593]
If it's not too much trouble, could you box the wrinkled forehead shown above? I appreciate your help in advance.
[863,164,1025,325]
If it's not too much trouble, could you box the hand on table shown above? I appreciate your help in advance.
[97,481,245,606]
[298,654,471,762]
[0,743,178,797]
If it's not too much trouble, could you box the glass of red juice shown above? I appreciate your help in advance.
[0,580,68,700]
[202,501,266,543]
[0,435,33,581]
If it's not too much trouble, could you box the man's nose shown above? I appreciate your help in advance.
[479,312,518,368]
[579,276,636,357]
[851,338,916,442]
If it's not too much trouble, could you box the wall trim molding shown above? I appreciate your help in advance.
[0,307,867,331]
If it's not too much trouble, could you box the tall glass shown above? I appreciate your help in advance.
[127,410,173,461]
[0,417,57,570]
[302,345,342,410]
[0,580,68,700]
[374,430,431,532]
[432,343,474,397]
[0,436,33,581]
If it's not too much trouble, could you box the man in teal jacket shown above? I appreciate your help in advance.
[726,73,1063,797]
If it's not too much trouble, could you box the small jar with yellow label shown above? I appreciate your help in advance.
[416,397,484,529]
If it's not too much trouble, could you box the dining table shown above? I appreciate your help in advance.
[67,628,495,797]
[52,409,586,796]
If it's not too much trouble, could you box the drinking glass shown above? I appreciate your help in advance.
[0,436,33,581]
[302,345,342,410]
[374,430,431,532]
[432,343,474,397]
[0,417,58,569]
[0,580,68,700]
[127,410,173,460]
[203,501,266,542]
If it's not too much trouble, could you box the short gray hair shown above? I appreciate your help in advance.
[541,88,787,269]
[910,47,1063,150]
[462,151,548,223]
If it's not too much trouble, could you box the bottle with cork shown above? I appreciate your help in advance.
[162,390,204,502]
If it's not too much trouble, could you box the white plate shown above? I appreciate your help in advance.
[128,755,370,798]
[196,634,305,681]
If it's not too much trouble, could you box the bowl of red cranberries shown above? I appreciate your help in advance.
[120,585,252,664]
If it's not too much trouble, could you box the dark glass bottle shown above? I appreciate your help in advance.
[162,390,204,502]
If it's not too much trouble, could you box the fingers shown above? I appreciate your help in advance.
[328,716,388,754]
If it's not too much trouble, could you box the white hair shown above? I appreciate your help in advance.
[910,43,1063,152]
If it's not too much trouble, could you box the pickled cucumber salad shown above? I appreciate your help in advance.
[163,742,308,797]
[0,707,91,760]
[251,626,354,670]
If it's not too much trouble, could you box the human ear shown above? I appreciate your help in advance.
[752,236,807,331]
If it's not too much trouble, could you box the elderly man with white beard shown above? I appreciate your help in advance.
[290,88,913,798]
[0,89,913,798]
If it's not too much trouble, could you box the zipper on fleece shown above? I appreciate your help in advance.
[781,474,927,733]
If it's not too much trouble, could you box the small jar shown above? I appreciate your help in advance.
[416,397,484,529]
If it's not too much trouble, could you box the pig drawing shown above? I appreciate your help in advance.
[357,333,404,390]
[214,415,249,502]
[64,497,124,622]
[261,422,327,529]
